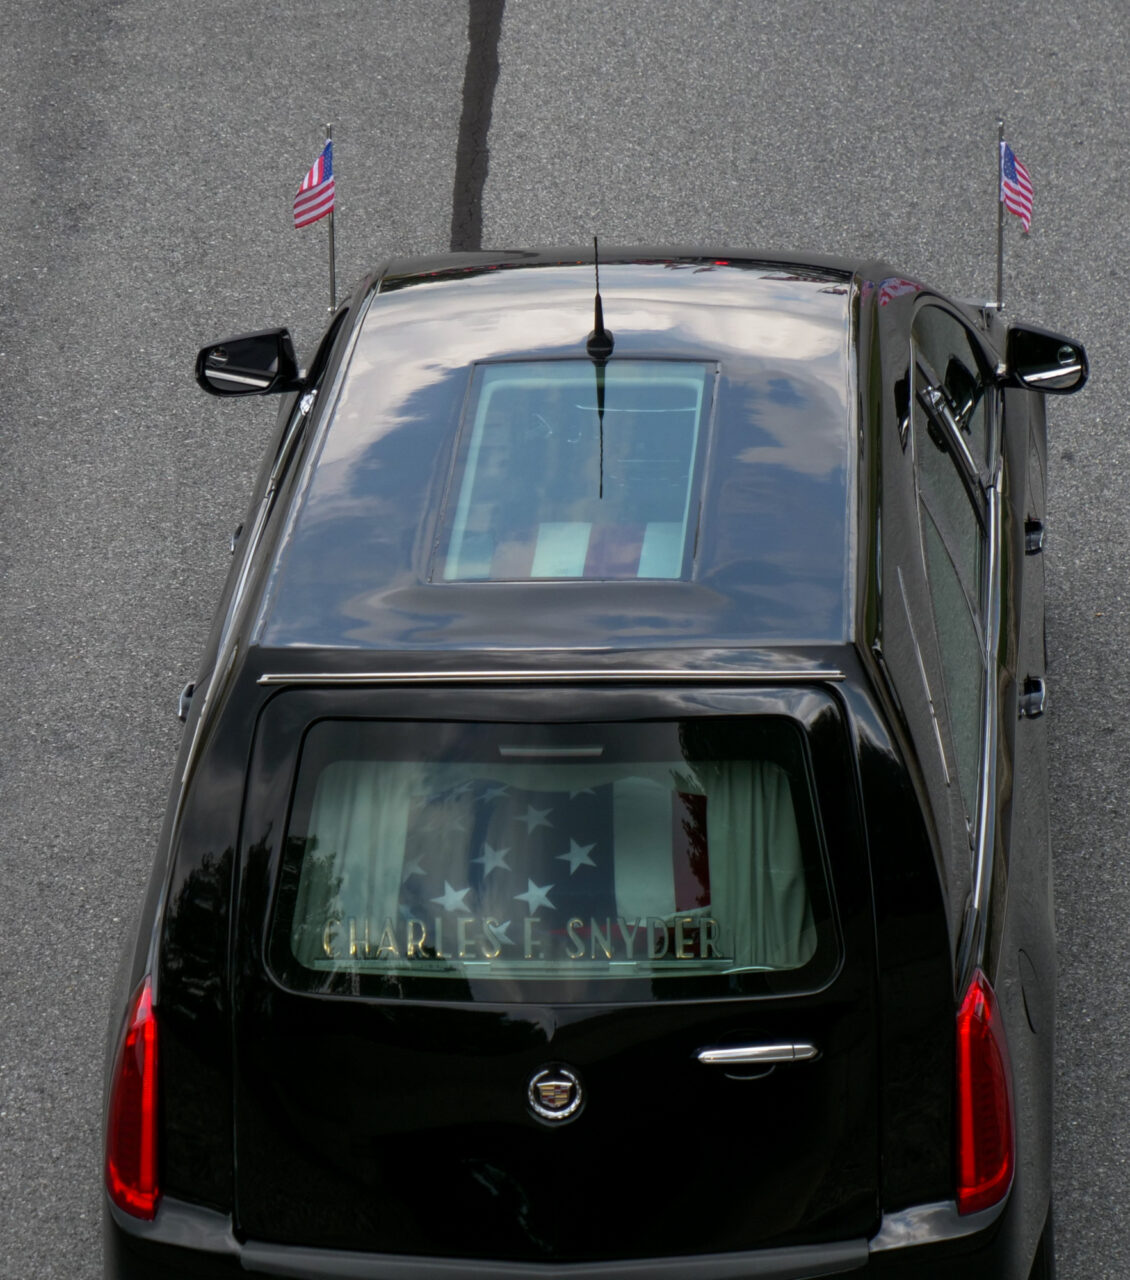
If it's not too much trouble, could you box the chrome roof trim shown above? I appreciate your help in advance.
[256,668,846,687]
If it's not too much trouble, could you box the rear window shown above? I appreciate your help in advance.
[269,718,838,1002]
[436,360,713,581]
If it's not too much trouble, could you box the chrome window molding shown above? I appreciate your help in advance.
[255,668,847,688]
[916,371,982,485]
[967,469,1003,959]
[908,327,1004,979]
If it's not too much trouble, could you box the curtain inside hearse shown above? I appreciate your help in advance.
[284,756,816,979]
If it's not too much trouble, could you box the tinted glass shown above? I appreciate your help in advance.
[269,718,836,1003]
[922,512,984,815]
[913,307,990,468]
[438,360,711,581]
[912,390,984,613]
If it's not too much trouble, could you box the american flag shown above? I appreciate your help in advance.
[877,277,923,308]
[293,140,335,229]
[1000,142,1033,232]
[397,778,710,960]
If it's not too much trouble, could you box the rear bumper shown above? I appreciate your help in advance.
[104,1192,1033,1280]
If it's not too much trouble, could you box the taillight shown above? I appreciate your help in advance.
[105,976,159,1219]
[955,968,1014,1215]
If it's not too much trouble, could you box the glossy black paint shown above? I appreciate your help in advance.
[231,685,877,1261]
[104,246,1086,1279]
[257,256,855,651]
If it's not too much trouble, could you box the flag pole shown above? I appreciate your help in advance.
[995,118,1004,311]
[326,122,337,313]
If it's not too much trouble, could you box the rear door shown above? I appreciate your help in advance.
[231,683,879,1263]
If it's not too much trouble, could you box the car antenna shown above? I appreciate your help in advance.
[586,236,614,497]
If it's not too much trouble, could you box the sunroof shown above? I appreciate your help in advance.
[437,360,713,582]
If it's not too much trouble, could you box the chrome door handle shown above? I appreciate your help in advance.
[177,682,195,723]
[697,1042,818,1066]
[1019,676,1046,719]
[1024,518,1045,555]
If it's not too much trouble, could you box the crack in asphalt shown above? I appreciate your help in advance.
[450,0,505,252]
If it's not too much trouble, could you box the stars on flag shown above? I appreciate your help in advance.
[397,778,609,937]
[515,804,552,833]
[353,773,715,964]
[557,839,597,874]
[430,881,473,914]
[472,843,511,877]
[293,139,335,229]
[514,879,556,913]
[491,920,515,946]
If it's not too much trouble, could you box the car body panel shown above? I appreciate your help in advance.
[255,256,856,651]
[230,684,878,1261]
[103,246,1081,1279]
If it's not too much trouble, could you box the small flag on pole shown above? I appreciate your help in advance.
[293,140,335,229]
[1000,141,1033,232]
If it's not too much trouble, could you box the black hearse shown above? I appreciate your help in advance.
[103,249,1086,1278]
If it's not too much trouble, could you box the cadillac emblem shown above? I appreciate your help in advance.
[527,1065,584,1123]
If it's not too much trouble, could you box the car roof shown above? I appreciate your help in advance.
[253,250,864,657]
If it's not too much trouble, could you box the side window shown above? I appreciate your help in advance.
[913,306,992,468]
[919,513,984,814]
[911,306,991,823]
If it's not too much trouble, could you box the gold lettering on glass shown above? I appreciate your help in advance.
[618,917,641,958]
[524,916,543,960]
[322,918,342,958]
[565,918,585,960]
[591,917,614,960]
[348,917,359,959]
[457,915,477,959]
[648,917,669,959]
[675,916,695,960]
[375,918,399,959]
[433,916,447,959]
[480,918,504,959]
[702,918,722,958]
[406,918,428,958]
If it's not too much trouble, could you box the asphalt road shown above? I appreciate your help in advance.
[0,2,1124,1275]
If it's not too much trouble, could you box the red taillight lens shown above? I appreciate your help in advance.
[955,968,1014,1215]
[105,976,159,1219]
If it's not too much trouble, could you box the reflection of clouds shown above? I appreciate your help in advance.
[264,259,855,648]
[294,459,382,526]
[317,262,849,471]
[734,376,849,478]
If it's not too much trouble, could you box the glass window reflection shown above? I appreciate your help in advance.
[439,361,711,582]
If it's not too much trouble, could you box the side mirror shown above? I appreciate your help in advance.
[195,328,303,397]
[1006,323,1088,395]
